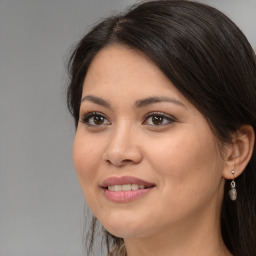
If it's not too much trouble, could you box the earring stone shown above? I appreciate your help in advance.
[229,178,237,201]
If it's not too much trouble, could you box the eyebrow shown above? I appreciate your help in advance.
[135,96,186,108]
[81,95,111,108]
[80,95,186,109]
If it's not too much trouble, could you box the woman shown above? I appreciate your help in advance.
[67,1,256,255]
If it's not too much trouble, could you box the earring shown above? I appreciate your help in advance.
[229,170,237,201]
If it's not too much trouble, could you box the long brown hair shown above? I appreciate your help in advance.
[67,1,256,255]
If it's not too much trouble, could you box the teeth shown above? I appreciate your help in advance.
[108,184,145,191]
[131,184,138,190]
[122,184,131,191]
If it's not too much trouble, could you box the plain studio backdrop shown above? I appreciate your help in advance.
[0,0,255,255]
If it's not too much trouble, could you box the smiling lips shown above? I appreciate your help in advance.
[108,184,146,191]
[101,176,155,203]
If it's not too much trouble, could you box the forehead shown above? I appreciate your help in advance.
[82,45,185,102]
[85,45,160,84]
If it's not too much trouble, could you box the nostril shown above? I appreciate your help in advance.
[103,145,143,166]
[105,158,135,167]
[122,159,133,164]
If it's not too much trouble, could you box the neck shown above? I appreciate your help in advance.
[125,232,231,256]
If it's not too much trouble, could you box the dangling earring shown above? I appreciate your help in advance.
[229,170,237,201]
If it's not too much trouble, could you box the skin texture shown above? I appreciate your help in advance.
[73,45,239,256]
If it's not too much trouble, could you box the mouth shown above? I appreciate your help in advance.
[100,176,155,203]
[106,183,153,191]
[101,175,155,190]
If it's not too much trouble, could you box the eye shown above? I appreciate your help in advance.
[80,112,111,126]
[143,112,175,126]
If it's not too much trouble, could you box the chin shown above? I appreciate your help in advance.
[97,211,147,238]
[104,224,143,239]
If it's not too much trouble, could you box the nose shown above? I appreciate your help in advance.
[103,124,143,167]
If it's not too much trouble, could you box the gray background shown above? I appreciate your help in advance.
[0,0,255,255]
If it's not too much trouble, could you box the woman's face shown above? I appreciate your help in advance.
[73,45,227,239]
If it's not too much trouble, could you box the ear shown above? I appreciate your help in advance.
[222,125,255,179]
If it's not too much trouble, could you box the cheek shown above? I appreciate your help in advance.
[147,128,223,201]
[139,132,224,231]
[72,133,102,199]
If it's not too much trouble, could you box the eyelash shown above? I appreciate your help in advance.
[80,112,111,127]
[79,112,176,127]
[143,112,175,126]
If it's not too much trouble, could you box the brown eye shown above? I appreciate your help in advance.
[80,112,111,126]
[143,112,175,126]
[152,115,164,125]
[94,115,105,125]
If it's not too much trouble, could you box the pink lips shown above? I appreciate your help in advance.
[101,176,155,203]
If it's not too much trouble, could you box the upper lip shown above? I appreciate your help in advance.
[101,176,155,188]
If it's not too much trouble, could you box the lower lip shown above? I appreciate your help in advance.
[103,187,154,203]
